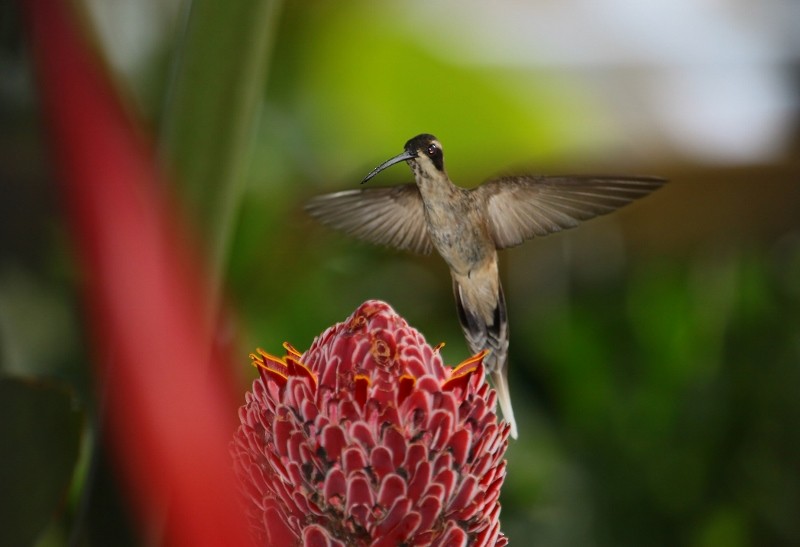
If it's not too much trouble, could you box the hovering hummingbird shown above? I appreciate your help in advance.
[305,134,665,438]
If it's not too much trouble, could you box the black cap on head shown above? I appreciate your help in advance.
[403,133,438,152]
[362,134,445,184]
[404,134,444,172]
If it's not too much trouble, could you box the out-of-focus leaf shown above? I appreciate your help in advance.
[159,0,282,293]
[0,377,82,547]
[516,246,800,545]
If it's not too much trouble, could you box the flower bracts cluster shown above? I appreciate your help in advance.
[232,300,509,546]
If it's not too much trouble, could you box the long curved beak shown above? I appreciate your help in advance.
[361,150,415,184]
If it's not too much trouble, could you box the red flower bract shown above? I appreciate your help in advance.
[232,300,510,546]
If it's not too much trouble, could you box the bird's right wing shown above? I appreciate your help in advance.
[304,184,433,254]
[475,175,666,249]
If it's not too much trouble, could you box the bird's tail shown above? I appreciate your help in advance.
[491,367,518,440]
[452,278,518,438]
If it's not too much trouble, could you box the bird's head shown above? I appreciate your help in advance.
[362,134,445,184]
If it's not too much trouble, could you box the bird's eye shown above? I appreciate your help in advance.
[426,144,438,156]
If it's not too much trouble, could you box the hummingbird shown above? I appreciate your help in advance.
[305,134,665,438]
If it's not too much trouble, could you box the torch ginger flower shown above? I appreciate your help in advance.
[232,300,510,546]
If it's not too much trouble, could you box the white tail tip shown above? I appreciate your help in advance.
[491,369,518,439]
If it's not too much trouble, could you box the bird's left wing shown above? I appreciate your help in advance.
[304,184,433,254]
[474,175,666,249]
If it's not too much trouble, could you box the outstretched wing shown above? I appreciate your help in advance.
[474,175,666,249]
[304,184,432,254]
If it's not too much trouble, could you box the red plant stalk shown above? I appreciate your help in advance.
[22,1,267,544]
[233,301,510,546]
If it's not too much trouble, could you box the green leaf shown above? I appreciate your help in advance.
[159,0,283,295]
[0,377,83,547]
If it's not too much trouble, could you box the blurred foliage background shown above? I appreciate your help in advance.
[2,0,799,545]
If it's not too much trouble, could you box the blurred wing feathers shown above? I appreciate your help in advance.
[305,184,432,254]
[476,176,666,249]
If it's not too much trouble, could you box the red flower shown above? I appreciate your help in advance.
[232,301,510,546]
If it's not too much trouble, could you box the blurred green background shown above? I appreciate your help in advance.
[2,0,799,545]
